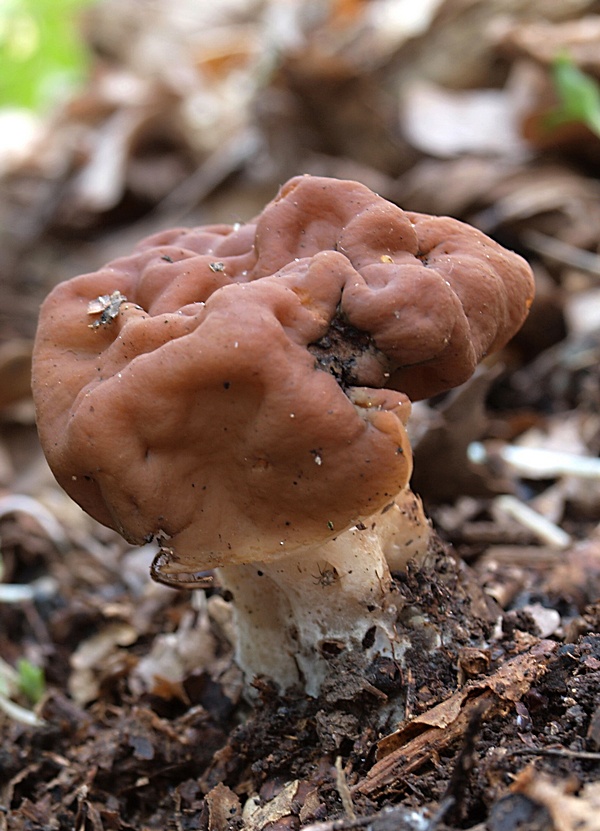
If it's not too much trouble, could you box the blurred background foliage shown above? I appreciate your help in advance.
[0,0,92,110]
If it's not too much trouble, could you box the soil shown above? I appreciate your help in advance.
[2,507,599,830]
[2,2,600,828]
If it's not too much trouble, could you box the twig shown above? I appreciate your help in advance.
[441,705,485,825]
[0,576,58,604]
[524,229,600,279]
[0,695,45,728]
[300,802,447,831]
[335,756,356,820]
[144,129,260,224]
[493,494,572,550]
[469,442,600,480]
[510,747,600,762]
[290,812,371,831]
[354,640,557,798]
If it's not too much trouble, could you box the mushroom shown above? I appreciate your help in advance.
[32,175,535,696]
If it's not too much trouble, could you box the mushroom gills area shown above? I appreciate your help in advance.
[217,489,431,697]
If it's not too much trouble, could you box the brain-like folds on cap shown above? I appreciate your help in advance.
[32,176,534,567]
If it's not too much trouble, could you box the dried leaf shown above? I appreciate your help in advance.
[500,15,600,74]
[411,366,504,502]
[513,769,600,831]
[356,640,557,797]
[243,780,300,831]
[402,81,526,158]
[204,782,242,831]
[0,339,33,409]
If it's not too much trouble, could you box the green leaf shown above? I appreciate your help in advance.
[17,658,45,705]
[547,52,600,138]
[0,0,93,111]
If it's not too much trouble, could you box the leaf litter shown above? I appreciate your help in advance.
[2,0,600,828]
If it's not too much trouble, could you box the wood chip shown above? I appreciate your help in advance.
[354,639,557,798]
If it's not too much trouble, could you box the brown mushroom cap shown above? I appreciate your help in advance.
[32,175,534,567]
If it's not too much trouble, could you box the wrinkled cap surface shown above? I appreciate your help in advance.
[32,175,534,568]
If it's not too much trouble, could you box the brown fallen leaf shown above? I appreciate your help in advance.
[411,365,507,503]
[401,80,526,159]
[399,0,594,98]
[0,339,33,409]
[499,15,600,73]
[243,780,301,831]
[74,791,105,831]
[354,639,557,798]
[512,767,600,831]
[204,782,242,831]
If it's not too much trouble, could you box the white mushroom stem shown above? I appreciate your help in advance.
[217,488,431,697]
